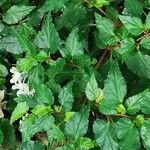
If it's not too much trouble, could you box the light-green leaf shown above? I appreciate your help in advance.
[65,105,89,140]
[100,61,127,114]
[3,5,35,24]
[34,13,60,53]
[115,118,140,150]
[61,28,84,57]
[34,84,54,105]
[32,105,50,116]
[93,119,118,150]
[141,120,150,150]
[125,52,150,79]
[76,137,96,150]
[85,74,103,102]
[58,82,74,111]
[119,15,143,36]
[140,36,150,49]
[10,102,29,124]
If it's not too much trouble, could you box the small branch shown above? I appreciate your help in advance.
[111,114,133,119]
[136,32,150,42]
[95,47,110,70]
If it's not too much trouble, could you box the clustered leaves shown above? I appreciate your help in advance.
[0,0,150,149]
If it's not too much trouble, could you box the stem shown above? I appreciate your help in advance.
[136,32,150,42]
[95,47,110,70]
[111,114,133,119]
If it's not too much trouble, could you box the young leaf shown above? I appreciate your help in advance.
[3,5,35,24]
[100,61,127,114]
[115,118,140,150]
[124,0,143,17]
[95,13,116,46]
[17,140,45,150]
[34,84,54,105]
[65,105,90,140]
[125,89,150,115]
[119,15,143,36]
[93,119,118,150]
[10,102,29,124]
[146,13,150,30]
[141,120,150,150]
[61,28,84,58]
[125,52,150,79]
[85,74,103,102]
[58,82,74,111]
[76,137,96,150]
[34,13,60,53]
[140,36,150,49]
[20,115,54,142]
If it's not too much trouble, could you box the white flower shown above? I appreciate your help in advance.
[12,83,35,97]
[10,67,23,84]
[0,90,7,118]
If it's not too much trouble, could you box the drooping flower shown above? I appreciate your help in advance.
[12,83,35,97]
[0,90,7,118]
[10,67,23,84]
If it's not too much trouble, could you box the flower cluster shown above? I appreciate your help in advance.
[10,67,35,97]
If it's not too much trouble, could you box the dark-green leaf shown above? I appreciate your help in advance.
[115,118,140,150]
[65,105,89,140]
[93,119,118,150]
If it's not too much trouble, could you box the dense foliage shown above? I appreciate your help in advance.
[0,0,150,149]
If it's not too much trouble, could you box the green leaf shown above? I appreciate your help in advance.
[141,120,150,150]
[12,28,36,56]
[119,15,143,36]
[65,105,90,140]
[146,13,150,30]
[124,0,143,17]
[17,141,44,150]
[115,118,140,150]
[3,5,35,24]
[0,130,4,145]
[61,28,84,57]
[93,119,118,150]
[95,13,116,46]
[56,144,75,150]
[0,22,4,32]
[10,102,29,124]
[100,61,127,114]
[140,36,150,49]
[32,105,50,116]
[0,36,23,54]
[76,137,96,150]
[58,82,74,111]
[0,119,16,150]
[34,84,54,105]
[115,38,135,61]
[20,115,54,142]
[0,64,8,77]
[125,89,150,115]
[17,57,37,72]
[125,52,150,79]
[34,13,60,53]
[85,74,103,102]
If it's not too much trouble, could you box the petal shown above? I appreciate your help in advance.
[0,109,4,118]
[0,90,5,102]
[10,67,17,73]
